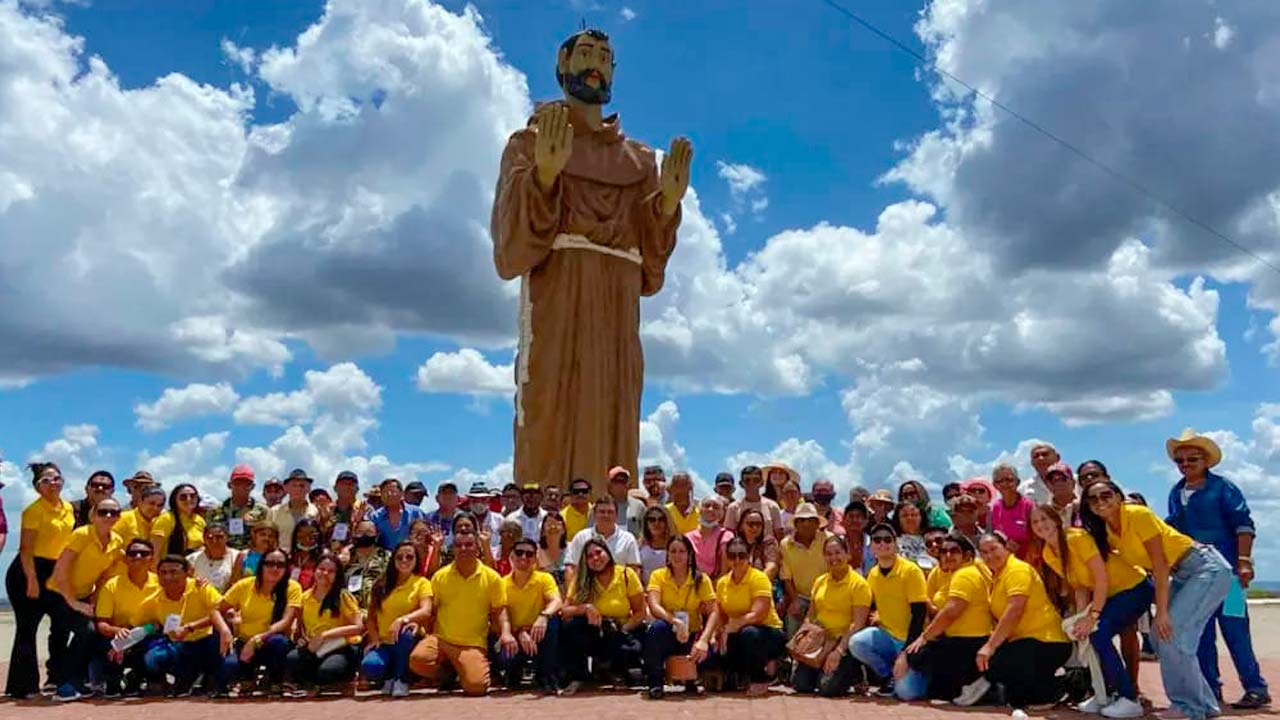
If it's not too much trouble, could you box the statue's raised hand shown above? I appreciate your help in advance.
[659,137,693,217]
[534,103,573,193]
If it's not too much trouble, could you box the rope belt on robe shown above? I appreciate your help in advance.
[517,233,643,427]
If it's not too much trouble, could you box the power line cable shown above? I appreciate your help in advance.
[818,0,1280,276]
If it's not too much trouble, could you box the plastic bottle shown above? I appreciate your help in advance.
[111,623,156,652]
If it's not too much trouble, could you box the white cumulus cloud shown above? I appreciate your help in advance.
[135,382,240,431]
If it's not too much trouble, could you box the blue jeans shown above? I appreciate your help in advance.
[1153,545,1231,719]
[847,626,926,700]
[642,620,695,689]
[361,630,418,683]
[494,617,562,690]
[1197,599,1268,696]
[218,634,292,690]
[143,635,222,689]
[1092,578,1154,700]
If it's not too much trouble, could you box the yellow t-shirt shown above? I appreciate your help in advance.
[779,531,832,598]
[373,575,433,643]
[665,502,701,536]
[152,511,206,553]
[990,556,1068,643]
[1043,528,1148,597]
[943,563,992,637]
[562,504,591,541]
[715,567,784,630]
[48,526,124,597]
[141,579,223,641]
[1107,504,1194,573]
[114,508,154,544]
[431,562,506,648]
[810,569,873,637]
[592,565,643,621]
[299,588,361,642]
[926,565,953,611]
[21,498,76,560]
[647,567,716,632]
[96,572,159,627]
[222,576,303,640]
[503,570,561,629]
[866,556,929,642]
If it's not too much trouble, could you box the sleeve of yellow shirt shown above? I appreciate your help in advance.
[286,580,304,608]
[851,577,873,608]
[624,568,643,597]
[21,502,40,530]
[645,569,664,595]
[750,569,772,598]
[96,579,117,619]
[1005,562,1033,597]
[542,574,561,603]
[1128,506,1163,543]
[490,572,507,609]
[223,577,249,607]
[949,570,979,602]
[696,575,716,604]
[905,563,928,603]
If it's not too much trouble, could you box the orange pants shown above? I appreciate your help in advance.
[407,635,490,696]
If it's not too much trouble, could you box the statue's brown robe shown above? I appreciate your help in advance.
[491,103,680,494]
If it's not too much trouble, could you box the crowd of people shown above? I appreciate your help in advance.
[1,429,1268,720]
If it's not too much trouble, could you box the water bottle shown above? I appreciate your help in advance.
[111,623,156,652]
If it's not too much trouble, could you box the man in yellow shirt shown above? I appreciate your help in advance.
[664,472,700,535]
[93,538,159,696]
[780,504,831,636]
[139,554,231,695]
[408,531,513,695]
[498,538,563,692]
[847,523,929,700]
[562,478,593,539]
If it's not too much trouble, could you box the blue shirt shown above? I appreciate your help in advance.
[369,504,427,550]
[424,509,460,548]
[1166,471,1254,567]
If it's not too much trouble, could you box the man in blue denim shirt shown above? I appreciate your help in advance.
[1165,429,1269,710]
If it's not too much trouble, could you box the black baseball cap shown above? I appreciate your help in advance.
[335,470,358,484]
[404,481,428,494]
[286,468,313,484]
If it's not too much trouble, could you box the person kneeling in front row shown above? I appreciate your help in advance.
[497,538,563,692]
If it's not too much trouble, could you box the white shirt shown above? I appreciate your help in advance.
[565,525,641,567]
[1021,476,1051,504]
[269,501,318,547]
[188,547,238,593]
[638,545,667,584]
[724,497,785,538]
[506,507,548,542]
[474,510,503,548]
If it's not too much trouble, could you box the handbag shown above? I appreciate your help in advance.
[786,620,837,668]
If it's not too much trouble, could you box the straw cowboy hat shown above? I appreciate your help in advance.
[792,502,828,528]
[1165,428,1223,468]
[762,463,800,485]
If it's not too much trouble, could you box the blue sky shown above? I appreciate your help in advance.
[1,0,1279,581]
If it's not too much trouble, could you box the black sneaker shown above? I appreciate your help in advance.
[877,680,896,698]
[1232,691,1271,710]
[646,686,665,700]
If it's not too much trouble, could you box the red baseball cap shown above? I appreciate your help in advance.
[229,464,255,482]
[608,466,630,481]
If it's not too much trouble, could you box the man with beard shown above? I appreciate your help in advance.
[492,28,692,496]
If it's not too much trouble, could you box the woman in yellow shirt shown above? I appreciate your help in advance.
[904,534,991,701]
[151,483,205,557]
[114,486,165,545]
[954,531,1070,710]
[1080,478,1231,720]
[361,542,432,697]
[214,548,301,696]
[92,538,158,696]
[5,462,75,699]
[714,536,785,697]
[282,551,363,696]
[1032,503,1151,717]
[560,538,646,694]
[643,535,718,698]
[48,496,125,700]
[792,535,872,697]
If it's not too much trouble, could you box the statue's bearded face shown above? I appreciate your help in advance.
[558,35,614,105]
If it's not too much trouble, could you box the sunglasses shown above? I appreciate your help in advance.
[395,553,417,562]
[940,546,964,556]
[177,492,198,500]
[1173,456,1203,466]
[570,488,590,496]
[744,520,764,527]
[646,516,666,523]
[96,508,121,518]
[261,560,287,568]
[1085,490,1116,504]
[38,475,64,484]
[924,537,945,547]
[512,549,536,558]
[870,535,895,544]
[126,549,153,558]
[88,482,114,492]
[726,551,748,560]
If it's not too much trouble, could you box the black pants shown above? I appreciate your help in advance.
[54,596,98,690]
[792,653,861,697]
[987,638,1072,708]
[906,635,988,700]
[5,557,71,697]
[493,617,563,690]
[561,617,643,682]
[724,625,785,683]
[283,645,359,687]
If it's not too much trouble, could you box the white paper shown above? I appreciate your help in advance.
[290,566,301,581]
[163,613,182,634]
[228,518,245,536]
[347,574,363,593]
[332,522,349,542]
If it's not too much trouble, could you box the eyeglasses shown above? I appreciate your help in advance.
[744,520,764,527]
[88,482,114,492]
[940,547,963,556]
[512,549,535,558]
[870,535,895,544]
[261,560,287,568]
[726,551,748,560]
[96,508,121,518]
[1085,490,1116,504]
[395,553,417,562]
[38,475,63,485]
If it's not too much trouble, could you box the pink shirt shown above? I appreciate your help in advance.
[989,494,1035,559]
[685,527,734,576]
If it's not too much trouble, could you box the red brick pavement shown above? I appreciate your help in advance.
[0,657,1274,720]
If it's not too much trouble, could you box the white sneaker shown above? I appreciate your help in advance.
[1012,710,1029,719]
[1079,695,1114,713]
[391,680,410,698]
[953,677,992,707]
[1100,698,1144,719]
[381,679,395,695]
